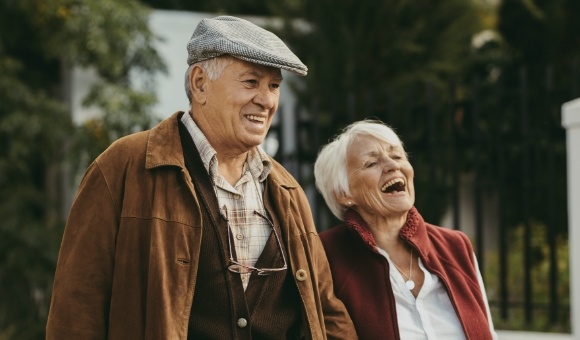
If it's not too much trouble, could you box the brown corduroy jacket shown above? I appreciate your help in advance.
[46,111,357,340]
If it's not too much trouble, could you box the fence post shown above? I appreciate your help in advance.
[562,97,580,339]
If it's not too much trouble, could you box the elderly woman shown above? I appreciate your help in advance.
[314,120,497,340]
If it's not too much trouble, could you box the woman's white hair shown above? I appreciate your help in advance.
[314,119,405,221]
[184,55,234,104]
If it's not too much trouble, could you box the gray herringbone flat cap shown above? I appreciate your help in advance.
[187,16,308,76]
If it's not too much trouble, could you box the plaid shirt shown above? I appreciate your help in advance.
[181,113,272,290]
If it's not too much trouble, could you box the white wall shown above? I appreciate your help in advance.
[146,10,204,120]
[562,97,580,340]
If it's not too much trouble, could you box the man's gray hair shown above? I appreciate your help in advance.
[314,119,406,221]
[184,55,234,104]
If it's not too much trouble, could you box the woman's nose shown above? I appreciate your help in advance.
[382,157,400,172]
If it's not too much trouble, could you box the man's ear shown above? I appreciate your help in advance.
[190,66,207,105]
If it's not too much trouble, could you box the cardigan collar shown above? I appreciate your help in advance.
[343,206,432,259]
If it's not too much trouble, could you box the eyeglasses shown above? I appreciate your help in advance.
[222,207,287,276]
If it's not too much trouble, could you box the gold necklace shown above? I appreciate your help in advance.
[391,248,415,290]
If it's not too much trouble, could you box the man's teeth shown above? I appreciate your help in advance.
[382,178,404,192]
[247,115,265,123]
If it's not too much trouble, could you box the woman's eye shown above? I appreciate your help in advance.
[365,162,377,168]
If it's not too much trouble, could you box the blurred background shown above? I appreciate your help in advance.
[1,0,578,338]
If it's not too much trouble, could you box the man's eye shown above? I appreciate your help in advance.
[365,162,377,168]
[245,79,258,86]
[271,83,281,89]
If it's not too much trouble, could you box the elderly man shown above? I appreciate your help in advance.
[46,15,356,340]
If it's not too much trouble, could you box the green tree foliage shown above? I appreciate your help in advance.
[139,0,273,16]
[473,0,578,236]
[263,0,486,223]
[499,0,580,67]
[274,0,483,103]
[0,55,69,340]
[0,0,164,338]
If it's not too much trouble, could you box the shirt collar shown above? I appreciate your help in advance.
[180,112,272,182]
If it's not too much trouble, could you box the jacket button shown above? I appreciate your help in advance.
[295,269,308,281]
[237,318,248,328]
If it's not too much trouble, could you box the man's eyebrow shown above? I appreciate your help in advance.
[239,70,283,81]
[241,70,263,77]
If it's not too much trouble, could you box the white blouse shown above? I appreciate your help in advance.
[377,248,498,340]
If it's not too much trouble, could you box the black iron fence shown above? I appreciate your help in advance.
[270,63,578,333]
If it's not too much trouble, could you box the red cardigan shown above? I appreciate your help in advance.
[320,207,493,340]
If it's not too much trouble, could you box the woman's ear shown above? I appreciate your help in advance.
[190,66,207,105]
[336,194,354,207]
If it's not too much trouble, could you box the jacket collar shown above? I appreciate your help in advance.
[343,206,432,259]
[265,162,299,190]
[145,111,187,169]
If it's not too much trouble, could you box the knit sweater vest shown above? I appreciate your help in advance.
[178,122,302,339]
[320,207,493,340]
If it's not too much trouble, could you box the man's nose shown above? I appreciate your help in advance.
[253,87,278,110]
